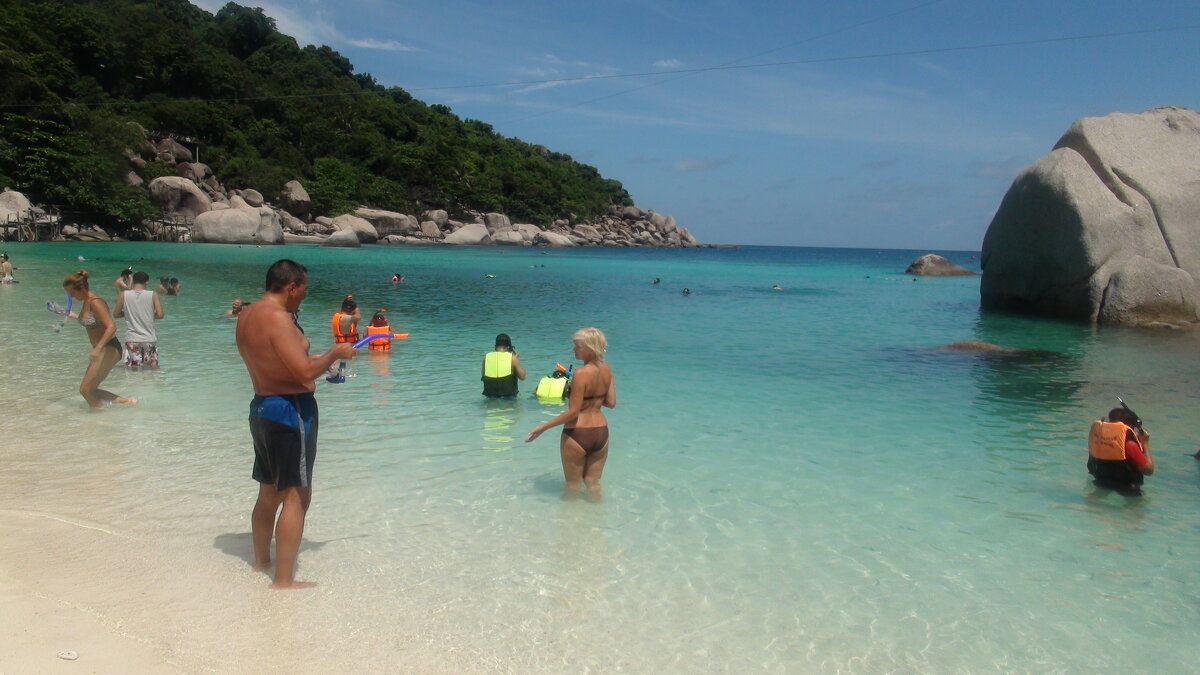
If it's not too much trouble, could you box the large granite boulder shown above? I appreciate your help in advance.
[192,204,284,245]
[492,230,526,246]
[355,208,418,236]
[280,180,311,220]
[906,254,975,276]
[424,209,449,227]
[321,228,361,247]
[483,213,510,233]
[534,231,576,247]
[513,223,541,242]
[444,222,492,245]
[419,221,442,239]
[981,107,1200,325]
[148,176,211,221]
[0,190,32,224]
[156,138,192,163]
[330,214,379,243]
[238,189,264,207]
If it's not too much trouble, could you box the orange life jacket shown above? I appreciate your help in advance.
[366,323,391,351]
[331,312,359,343]
[1088,420,1143,460]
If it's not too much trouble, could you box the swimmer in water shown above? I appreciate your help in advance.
[682,287,690,295]
[771,283,782,290]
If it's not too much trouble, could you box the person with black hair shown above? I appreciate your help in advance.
[1087,406,1154,493]
[113,270,164,369]
[235,259,357,588]
[166,277,181,296]
[331,295,360,343]
[482,333,525,397]
[115,266,134,299]
[0,253,13,283]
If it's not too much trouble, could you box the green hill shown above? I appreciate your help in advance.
[0,0,633,230]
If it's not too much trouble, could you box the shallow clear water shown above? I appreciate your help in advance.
[2,242,1198,672]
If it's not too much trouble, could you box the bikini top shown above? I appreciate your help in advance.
[77,297,99,327]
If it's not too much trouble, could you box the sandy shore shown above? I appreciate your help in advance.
[0,512,180,674]
[0,506,482,674]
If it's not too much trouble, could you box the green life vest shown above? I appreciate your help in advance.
[482,351,517,397]
[536,375,568,401]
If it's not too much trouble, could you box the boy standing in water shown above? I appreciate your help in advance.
[236,259,356,588]
[1087,407,1154,493]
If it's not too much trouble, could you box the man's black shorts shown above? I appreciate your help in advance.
[249,393,318,489]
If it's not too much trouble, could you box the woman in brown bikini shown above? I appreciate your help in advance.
[526,327,617,495]
[63,270,136,408]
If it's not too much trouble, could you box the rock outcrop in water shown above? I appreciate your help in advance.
[981,107,1200,326]
[906,254,975,276]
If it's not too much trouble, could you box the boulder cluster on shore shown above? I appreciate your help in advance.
[1,127,703,249]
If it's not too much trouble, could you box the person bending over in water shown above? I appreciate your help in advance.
[63,270,136,408]
[482,333,525,397]
[1087,406,1154,494]
[236,259,357,588]
[526,327,617,496]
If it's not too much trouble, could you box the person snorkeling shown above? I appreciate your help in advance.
[331,295,360,344]
[364,309,393,351]
[482,333,525,397]
[1087,403,1154,494]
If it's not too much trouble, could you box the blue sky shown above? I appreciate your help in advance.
[192,0,1199,249]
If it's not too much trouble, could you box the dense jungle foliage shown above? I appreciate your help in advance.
[0,0,632,229]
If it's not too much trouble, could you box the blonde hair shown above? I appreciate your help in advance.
[63,269,90,291]
[572,327,607,360]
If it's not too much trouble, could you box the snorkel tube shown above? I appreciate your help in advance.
[325,332,410,383]
[555,363,573,378]
[47,294,73,333]
[1117,396,1143,431]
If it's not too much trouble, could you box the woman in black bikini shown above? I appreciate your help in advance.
[526,327,617,495]
[63,270,135,408]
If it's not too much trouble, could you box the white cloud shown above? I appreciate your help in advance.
[654,59,683,69]
[347,38,418,52]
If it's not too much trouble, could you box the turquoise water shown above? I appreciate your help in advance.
[2,242,1199,672]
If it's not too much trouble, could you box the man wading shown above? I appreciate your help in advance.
[235,259,356,589]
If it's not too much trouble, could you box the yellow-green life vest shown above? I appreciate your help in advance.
[482,351,517,396]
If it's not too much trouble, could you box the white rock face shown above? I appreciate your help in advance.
[355,208,418,236]
[330,214,379,243]
[513,223,541,241]
[192,203,284,245]
[981,107,1200,325]
[483,213,510,233]
[444,222,492,245]
[148,177,211,221]
[321,228,361,247]
[419,221,442,239]
[534,231,576,247]
[424,209,448,226]
[492,230,525,246]
[906,254,975,276]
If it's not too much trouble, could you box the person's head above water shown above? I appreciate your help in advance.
[159,275,169,285]
[341,295,357,313]
[572,326,607,361]
[132,270,149,285]
[370,309,387,326]
[494,333,513,350]
[264,258,307,292]
[1108,407,1139,427]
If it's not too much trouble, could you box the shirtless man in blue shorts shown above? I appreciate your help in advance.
[236,259,357,589]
